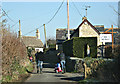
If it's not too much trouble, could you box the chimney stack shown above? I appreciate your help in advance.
[36,29,40,39]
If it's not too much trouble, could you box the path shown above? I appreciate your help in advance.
[25,62,84,83]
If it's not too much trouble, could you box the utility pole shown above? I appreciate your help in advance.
[85,6,91,17]
[101,25,116,53]
[67,0,70,40]
[43,24,48,48]
[18,20,22,42]
[111,25,114,53]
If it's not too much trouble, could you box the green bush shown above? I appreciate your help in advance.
[63,37,97,58]
[63,39,73,56]
[105,46,114,58]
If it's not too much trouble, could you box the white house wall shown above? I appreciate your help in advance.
[79,23,102,46]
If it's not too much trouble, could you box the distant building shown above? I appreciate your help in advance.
[94,25,105,33]
[70,17,103,46]
[56,28,75,50]
[47,39,56,49]
[19,29,44,52]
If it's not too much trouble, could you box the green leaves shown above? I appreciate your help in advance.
[63,37,97,58]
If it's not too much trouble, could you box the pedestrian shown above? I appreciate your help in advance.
[29,56,33,62]
[58,50,66,73]
[35,51,44,74]
[87,45,90,57]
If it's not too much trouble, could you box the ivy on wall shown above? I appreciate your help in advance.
[63,37,97,58]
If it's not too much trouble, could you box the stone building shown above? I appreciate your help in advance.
[70,17,103,46]
[19,29,44,52]
[56,28,75,50]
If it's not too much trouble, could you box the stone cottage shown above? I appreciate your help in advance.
[70,17,103,46]
[18,29,44,52]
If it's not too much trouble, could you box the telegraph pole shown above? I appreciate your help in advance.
[111,25,114,53]
[43,24,48,48]
[67,0,70,40]
[18,20,22,42]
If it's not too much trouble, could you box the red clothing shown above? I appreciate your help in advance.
[30,56,33,60]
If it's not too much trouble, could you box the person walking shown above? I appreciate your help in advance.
[58,50,66,73]
[87,45,90,57]
[35,51,44,74]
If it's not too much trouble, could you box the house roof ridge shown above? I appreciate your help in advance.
[70,19,100,38]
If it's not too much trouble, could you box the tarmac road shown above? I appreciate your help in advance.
[25,63,84,83]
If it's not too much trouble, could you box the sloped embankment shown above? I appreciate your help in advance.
[1,28,33,82]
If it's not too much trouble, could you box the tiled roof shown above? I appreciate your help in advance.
[22,36,43,48]
[94,25,105,32]
[56,28,75,40]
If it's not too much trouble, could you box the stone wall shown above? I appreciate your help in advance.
[66,57,84,74]
[66,56,113,79]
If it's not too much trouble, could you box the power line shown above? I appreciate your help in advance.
[10,21,19,28]
[45,0,65,25]
[24,25,43,36]
[24,0,65,36]
[71,0,82,17]
[2,9,15,23]
[109,5,120,15]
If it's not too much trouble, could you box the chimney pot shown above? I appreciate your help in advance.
[82,16,87,21]
[36,29,40,39]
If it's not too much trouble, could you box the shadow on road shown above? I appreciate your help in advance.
[54,75,66,77]
[60,76,84,81]
[43,71,55,73]
[25,68,38,74]
[43,62,55,68]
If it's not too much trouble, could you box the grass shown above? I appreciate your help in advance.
[25,62,34,72]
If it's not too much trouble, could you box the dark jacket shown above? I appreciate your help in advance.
[59,52,65,61]
[35,52,44,62]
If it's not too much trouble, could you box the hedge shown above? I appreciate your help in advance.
[63,37,97,58]
[63,39,73,56]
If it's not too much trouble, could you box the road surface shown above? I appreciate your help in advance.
[25,63,84,83]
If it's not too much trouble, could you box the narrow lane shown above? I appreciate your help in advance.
[25,63,84,83]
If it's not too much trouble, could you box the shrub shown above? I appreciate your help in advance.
[1,28,33,82]
[88,47,120,82]
[63,39,73,56]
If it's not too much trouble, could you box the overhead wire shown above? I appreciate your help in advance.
[24,25,43,36]
[10,20,19,28]
[71,0,83,17]
[109,5,120,15]
[45,0,65,25]
[2,9,15,23]
[24,0,65,35]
